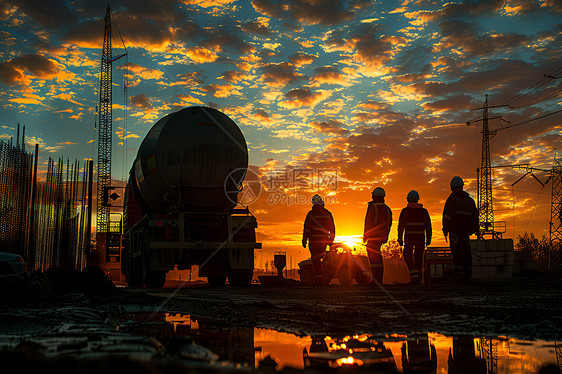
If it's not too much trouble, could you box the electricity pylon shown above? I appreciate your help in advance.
[467,95,511,239]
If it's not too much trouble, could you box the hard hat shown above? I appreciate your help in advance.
[407,190,419,202]
[312,194,324,205]
[372,187,385,197]
[450,176,464,190]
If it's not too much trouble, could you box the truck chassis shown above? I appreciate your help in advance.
[123,208,261,287]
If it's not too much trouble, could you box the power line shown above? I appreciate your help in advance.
[496,108,562,131]
[501,68,561,108]
[467,66,562,123]
[511,88,562,109]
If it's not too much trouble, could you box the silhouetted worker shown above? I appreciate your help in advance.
[401,333,437,373]
[363,187,392,284]
[302,194,335,285]
[447,336,486,374]
[398,190,432,285]
[442,176,478,283]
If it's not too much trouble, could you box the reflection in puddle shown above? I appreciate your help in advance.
[121,312,560,373]
[256,330,560,373]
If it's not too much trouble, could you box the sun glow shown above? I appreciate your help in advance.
[334,235,364,249]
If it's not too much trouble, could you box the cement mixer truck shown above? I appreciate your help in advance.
[122,106,261,287]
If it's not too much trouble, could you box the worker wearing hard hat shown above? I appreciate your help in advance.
[363,187,392,284]
[398,190,432,285]
[442,176,478,283]
[302,194,335,285]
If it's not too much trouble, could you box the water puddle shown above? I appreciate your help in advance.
[120,312,561,373]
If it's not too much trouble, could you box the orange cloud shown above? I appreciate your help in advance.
[219,70,251,83]
[242,21,271,35]
[200,83,242,98]
[122,63,164,80]
[310,120,349,136]
[55,108,73,113]
[252,0,353,26]
[182,0,236,7]
[168,72,204,87]
[0,53,70,87]
[52,92,81,105]
[261,62,304,87]
[279,88,331,109]
[356,100,390,111]
[9,93,44,105]
[176,94,204,105]
[289,52,318,67]
[254,109,274,124]
[309,66,352,87]
[130,93,152,110]
[185,46,219,63]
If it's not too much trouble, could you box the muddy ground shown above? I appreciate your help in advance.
[149,278,562,341]
[1,271,562,373]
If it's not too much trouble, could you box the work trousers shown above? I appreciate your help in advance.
[449,232,472,281]
[366,240,384,284]
[403,240,424,283]
[308,242,327,279]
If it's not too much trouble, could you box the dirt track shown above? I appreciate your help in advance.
[137,278,562,341]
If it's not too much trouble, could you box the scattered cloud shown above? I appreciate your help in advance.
[261,62,305,87]
[279,88,331,108]
[130,93,152,110]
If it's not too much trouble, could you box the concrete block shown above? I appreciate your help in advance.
[470,239,485,252]
[503,238,514,252]
[472,266,481,279]
[506,252,515,266]
[436,264,443,278]
[478,266,489,278]
[494,254,504,266]
[491,265,503,278]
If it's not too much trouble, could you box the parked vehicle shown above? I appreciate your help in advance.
[0,252,26,275]
[122,107,261,288]
[298,243,371,286]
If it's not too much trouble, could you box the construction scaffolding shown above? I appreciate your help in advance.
[0,127,94,271]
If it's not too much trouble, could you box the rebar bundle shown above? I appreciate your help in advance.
[33,158,93,271]
[0,126,94,271]
[0,125,33,256]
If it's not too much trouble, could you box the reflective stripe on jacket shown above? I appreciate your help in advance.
[398,202,432,243]
[442,190,478,234]
[303,205,335,243]
[364,198,392,241]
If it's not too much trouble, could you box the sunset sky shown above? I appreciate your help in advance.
[0,0,561,260]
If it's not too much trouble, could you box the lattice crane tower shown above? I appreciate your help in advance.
[96,5,125,234]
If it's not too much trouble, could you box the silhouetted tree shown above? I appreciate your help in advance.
[517,233,550,266]
[381,239,403,264]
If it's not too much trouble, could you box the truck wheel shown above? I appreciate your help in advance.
[299,268,314,285]
[338,268,353,286]
[207,276,226,286]
[127,268,144,287]
[228,269,253,287]
[355,271,372,285]
[145,271,167,288]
